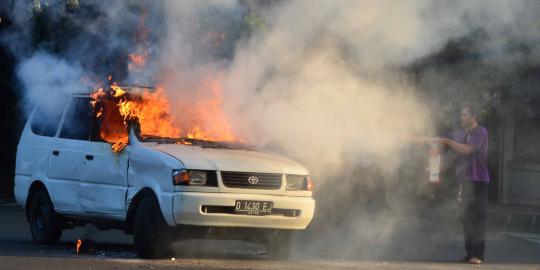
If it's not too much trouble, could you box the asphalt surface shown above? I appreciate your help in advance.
[1,202,540,270]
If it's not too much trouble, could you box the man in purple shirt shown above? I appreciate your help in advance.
[438,105,489,264]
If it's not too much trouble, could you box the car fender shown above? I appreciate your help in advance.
[126,143,184,226]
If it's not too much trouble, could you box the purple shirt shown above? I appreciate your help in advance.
[446,126,490,182]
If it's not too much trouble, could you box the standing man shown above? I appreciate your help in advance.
[437,105,490,264]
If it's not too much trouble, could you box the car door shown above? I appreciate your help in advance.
[79,142,128,218]
[79,98,129,218]
[47,96,92,214]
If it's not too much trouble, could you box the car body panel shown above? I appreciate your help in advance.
[79,141,128,218]
[126,133,185,225]
[47,137,85,213]
[151,144,308,175]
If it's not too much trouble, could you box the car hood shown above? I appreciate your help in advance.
[150,144,309,175]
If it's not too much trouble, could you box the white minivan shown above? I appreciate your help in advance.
[14,90,315,259]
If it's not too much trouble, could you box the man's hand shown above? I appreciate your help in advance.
[416,136,474,155]
[434,137,451,145]
[439,137,474,155]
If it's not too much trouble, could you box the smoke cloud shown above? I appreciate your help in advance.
[4,0,540,259]
[16,52,87,113]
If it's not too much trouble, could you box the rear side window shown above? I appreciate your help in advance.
[30,106,64,137]
[59,97,94,141]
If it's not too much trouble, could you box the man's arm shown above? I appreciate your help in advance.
[439,138,474,155]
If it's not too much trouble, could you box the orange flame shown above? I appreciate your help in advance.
[90,80,241,152]
[76,239,82,254]
[121,87,181,138]
[91,84,178,152]
[128,49,149,71]
[175,75,237,141]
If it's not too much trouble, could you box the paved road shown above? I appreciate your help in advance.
[1,203,540,270]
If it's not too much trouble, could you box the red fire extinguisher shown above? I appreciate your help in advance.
[428,142,441,184]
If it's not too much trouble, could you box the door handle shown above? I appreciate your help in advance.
[52,150,59,156]
[85,155,94,161]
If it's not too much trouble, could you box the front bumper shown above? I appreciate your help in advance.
[172,192,315,229]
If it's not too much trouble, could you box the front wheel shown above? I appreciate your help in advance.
[28,190,63,244]
[133,197,173,258]
[266,231,292,260]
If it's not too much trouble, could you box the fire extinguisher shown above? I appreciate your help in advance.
[428,142,441,184]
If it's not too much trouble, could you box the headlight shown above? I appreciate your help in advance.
[173,169,208,186]
[188,170,207,185]
[286,175,313,191]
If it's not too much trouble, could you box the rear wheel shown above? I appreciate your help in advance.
[266,231,292,260]
[28,190,63,244]
[133,197,173,258]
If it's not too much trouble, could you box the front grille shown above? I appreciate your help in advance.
[220,171,283,189]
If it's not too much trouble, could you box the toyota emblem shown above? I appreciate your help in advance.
[248,176,259,184]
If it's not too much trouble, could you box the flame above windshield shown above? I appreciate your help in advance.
[91,82,240,152]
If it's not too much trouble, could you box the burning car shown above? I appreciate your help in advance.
[14,85,315,259]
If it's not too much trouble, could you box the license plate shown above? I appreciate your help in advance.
[234,200,273,216]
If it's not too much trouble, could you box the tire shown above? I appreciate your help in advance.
[266,231,292,260]
[28,190,63,244]
[133,197,173,258]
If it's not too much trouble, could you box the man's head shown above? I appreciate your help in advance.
[461,105,479,129]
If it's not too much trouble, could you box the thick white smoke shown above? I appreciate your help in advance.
[7,0,540,259]
[155,0,540,175]
[16,52,87,113]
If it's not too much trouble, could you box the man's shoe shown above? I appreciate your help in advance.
[466,257,483,264]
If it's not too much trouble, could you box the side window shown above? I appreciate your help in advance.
[59,97,94,141]
[30,105,64,137]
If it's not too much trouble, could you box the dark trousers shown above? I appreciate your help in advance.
[459,181,489,260]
